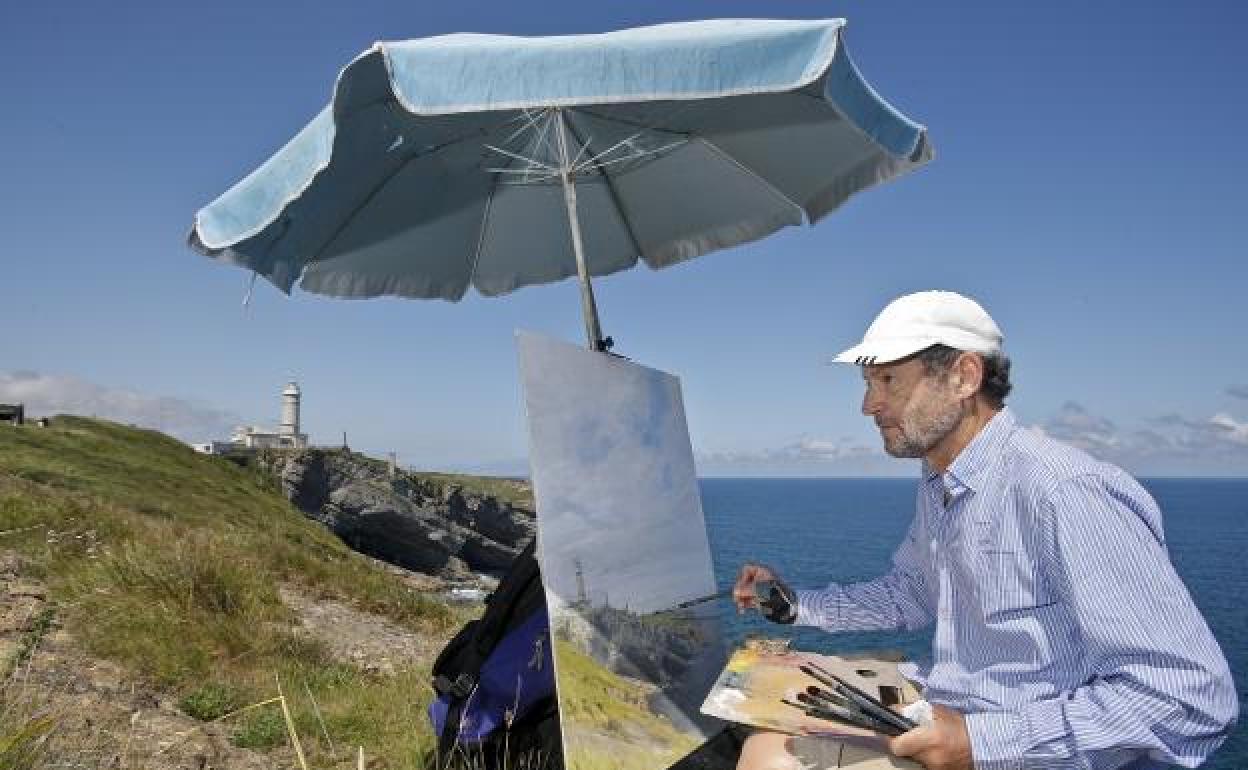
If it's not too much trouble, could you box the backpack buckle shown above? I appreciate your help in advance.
[433,673,477,699]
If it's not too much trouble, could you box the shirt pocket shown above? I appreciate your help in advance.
[977,549,1057,621]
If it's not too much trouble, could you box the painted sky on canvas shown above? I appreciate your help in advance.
[2,1,1245,476]
[518,333,717,613]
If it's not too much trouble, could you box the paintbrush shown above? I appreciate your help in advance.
[797,689,906,736]
[805,684,852,709]
[783,696,904,736]
[804,662,917,732]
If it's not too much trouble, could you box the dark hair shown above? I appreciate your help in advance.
[916,344,1012,408]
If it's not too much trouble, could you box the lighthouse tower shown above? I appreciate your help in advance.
[280,381,305,448]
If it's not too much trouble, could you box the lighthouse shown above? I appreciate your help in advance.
[280,381,301,440]
[212,381,310,452]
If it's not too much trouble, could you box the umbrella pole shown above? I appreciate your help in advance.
[555,109,608,352]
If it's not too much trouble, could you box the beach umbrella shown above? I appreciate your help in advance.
[188,18,931,350]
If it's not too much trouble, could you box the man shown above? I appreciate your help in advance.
[733,291,1237,770]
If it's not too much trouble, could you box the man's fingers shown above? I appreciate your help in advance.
[731,569,757,612]
[887,726,931,758]
[732,563,774,612]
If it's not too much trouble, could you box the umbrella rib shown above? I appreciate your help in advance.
[307,113,515,264]
[467,171,500,294]
[562,113,647,264]
[694,136,807,222]
[576,106,695,139]
[305,150,433,266]
[572,141,685,175]
[500,108,546,146]
[483,144,556,172]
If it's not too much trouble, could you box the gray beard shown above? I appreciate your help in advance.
[884,400,963,459]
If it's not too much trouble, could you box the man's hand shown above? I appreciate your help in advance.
[888,704,972,770]
[732,563,778,613]
[732,563,797,623]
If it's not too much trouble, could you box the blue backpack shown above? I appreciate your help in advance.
[428,539,561,768]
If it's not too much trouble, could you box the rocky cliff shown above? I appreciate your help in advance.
[249,448,535,578]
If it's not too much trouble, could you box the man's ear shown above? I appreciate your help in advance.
[953,353,984,400]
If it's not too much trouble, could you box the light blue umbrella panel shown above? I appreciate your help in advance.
[189,18,932,350]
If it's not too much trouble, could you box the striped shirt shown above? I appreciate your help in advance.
[795,408,1238,769]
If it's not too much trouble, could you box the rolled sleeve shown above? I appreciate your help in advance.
[966,709,1027,770]
[966,699,1070,770]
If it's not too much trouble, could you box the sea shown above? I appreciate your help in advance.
[698,477,1248,770]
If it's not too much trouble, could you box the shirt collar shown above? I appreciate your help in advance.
[922,407,1016,493]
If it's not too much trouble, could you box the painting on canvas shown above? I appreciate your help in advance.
[517,331,726,770]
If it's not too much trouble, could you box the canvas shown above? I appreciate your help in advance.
[517,331,726,770]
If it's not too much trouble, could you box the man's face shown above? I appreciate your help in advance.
[861,357,963,458]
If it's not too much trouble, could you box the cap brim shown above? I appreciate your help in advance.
[831,337,939,365]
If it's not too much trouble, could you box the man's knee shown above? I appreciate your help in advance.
[737,731,922,770]
[737,732,802,770]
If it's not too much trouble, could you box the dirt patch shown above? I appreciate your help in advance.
[0,550,286,769]
[278,584,447,677]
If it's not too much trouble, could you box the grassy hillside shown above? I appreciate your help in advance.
[0,416,493,768]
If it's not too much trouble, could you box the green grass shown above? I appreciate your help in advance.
[179,681,249,721]
[231,708,288,749]
[408,471,533,511]
[0,416,494,767]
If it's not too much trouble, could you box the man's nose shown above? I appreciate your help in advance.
[862,387,881,416]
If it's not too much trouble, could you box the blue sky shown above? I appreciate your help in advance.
[2,1,1245,476]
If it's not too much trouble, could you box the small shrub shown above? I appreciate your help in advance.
[258,631,330,667]
[178,682,247,722]
[231,708,287,749]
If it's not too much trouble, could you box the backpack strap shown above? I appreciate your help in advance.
[472,539,542,656]
[433,538,545,758]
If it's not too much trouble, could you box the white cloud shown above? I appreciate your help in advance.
[1038,402,1121,452]
[0,370,242,443]
[695,435,909,477]
[1037,402,1248,473]
[698,436,873,464]
[1209,413,1248,445]
[792,437,872,459]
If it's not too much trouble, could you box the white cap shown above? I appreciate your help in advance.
[833,291,1003,365]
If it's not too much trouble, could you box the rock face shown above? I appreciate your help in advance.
[251,449,535,578]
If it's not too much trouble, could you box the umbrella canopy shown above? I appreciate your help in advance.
[189,18,931,346]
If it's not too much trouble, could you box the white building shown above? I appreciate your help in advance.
[193,381,308,453]
[191,440,238,455]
